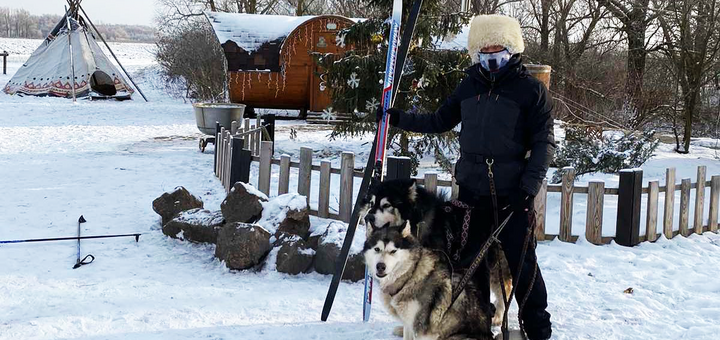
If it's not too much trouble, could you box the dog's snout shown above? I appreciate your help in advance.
[376,262,386,273]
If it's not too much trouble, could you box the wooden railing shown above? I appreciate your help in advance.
[214,140,720,247]
[214,116,275,192]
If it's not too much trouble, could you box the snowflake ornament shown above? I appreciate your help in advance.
[319,82,327,92]
[322,107,337,121]
[347,72,360,89]
[365,97,380,112]
[335,33,346,48]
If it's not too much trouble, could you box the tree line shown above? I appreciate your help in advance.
[157,0,720,154]
[0,7,156,43]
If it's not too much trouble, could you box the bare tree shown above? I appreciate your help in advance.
[656,0,720,153]
[596,0,663,125]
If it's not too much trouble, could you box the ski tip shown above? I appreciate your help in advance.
[78,215,87,223]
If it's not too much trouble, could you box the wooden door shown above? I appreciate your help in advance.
[310,29,342,112]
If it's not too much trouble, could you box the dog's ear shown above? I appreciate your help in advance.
[401,221,413,238]
[407,179,418,203]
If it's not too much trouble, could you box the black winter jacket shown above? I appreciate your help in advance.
[396,58,555,197]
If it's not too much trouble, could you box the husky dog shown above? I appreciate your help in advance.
[364,222,492,340]
[362,178,513,329]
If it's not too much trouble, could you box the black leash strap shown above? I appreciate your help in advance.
[73,254,95,269]
[448,211,513,308]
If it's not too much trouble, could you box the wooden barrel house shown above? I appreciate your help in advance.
[206,12,356,115]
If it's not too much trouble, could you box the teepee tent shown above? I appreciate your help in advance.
[2,0,145,101]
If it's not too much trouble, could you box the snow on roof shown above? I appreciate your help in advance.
[206,12,317,53]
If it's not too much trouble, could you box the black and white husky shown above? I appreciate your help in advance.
[364,222,492,340]
[361,178,513,332]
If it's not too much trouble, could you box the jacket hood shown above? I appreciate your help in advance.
[468,14,525,64]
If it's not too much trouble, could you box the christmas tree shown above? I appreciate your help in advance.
[314,0,471,173]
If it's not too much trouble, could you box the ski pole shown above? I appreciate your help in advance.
[0,233,142,245]
[73,215,94,269]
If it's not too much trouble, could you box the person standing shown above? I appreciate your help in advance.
[377,14,554,340]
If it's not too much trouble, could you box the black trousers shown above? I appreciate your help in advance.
[457,188,552,340]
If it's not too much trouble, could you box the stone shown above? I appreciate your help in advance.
[152,187,204,225]
[257,193,311,239]
[162,208,225,244]
[275,234,315,275]
[221,183,268,224]
[313,223,365,282]
[215,222,271,270]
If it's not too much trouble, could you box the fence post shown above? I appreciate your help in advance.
[585,180,604,245]
[616,169,643,246]
[218,126,226,178]
[214,122,220,175]
[263,114,276,155]
[559,167,576,242]
[230,138,251,187]
[534,179,547,241]
[664,167,676,239]
[298,147,313,204]
[646,180,659,242]
[680,178,691,236]
[451,162,459,200]
[694,165,707,234]
[258,141,273,196]
[231,120,238,135]
[424,172,438,196]
[278,155,291,195]
[255,116,262,155]
[339,152,355,222]
[225,131,233,191]
[709,175,720,232]
[386,156,412,180]
[243,118,250,149]
[319,160,332,218]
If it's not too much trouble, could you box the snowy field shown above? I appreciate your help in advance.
[2,37,720,340]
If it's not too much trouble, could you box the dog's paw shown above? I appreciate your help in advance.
[392,325,404,337]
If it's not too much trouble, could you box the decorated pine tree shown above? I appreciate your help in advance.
[314,0,471,173]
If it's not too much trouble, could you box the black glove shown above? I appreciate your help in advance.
[508,189,534,213]
[375,105,402,126]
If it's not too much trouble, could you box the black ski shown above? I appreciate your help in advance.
[320,0,424,322]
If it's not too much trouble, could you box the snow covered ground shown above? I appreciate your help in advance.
[2,37,720,340]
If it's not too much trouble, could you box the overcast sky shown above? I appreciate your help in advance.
[0,0,157,26]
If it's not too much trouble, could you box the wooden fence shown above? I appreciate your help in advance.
[214,140,720,247]
[214,116,275,192]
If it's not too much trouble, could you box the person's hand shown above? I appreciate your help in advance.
[375,106,402,126]
[508,189,534,213]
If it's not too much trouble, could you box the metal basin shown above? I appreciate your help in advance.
[193,103,246,135]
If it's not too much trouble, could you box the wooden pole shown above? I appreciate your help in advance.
[424,173,438,196]
[694,166,707,234]
[679,178,691,236]
[339,152,355,223]
[585,180,604,245]
[278,155,291,195]
[646,180,659,242]
[709,175,720,232]
[559,167,576,242]
[258,141,273,196]
[451,162,459,200]
[663,167,676,239]
[319,161,332,218]
[64,6,77,102]
[79,5,148,101]
[298,147,313,204]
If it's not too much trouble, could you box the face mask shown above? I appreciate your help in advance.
[479,49,512,73]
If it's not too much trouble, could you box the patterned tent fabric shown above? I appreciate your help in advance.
[3,18,134,99]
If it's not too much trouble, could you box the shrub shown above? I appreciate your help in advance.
[155,20,226,102]
[551,125,660,183]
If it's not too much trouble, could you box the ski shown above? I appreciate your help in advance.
[320,0,424,323]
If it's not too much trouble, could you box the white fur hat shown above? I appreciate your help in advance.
[467,14,525,64]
